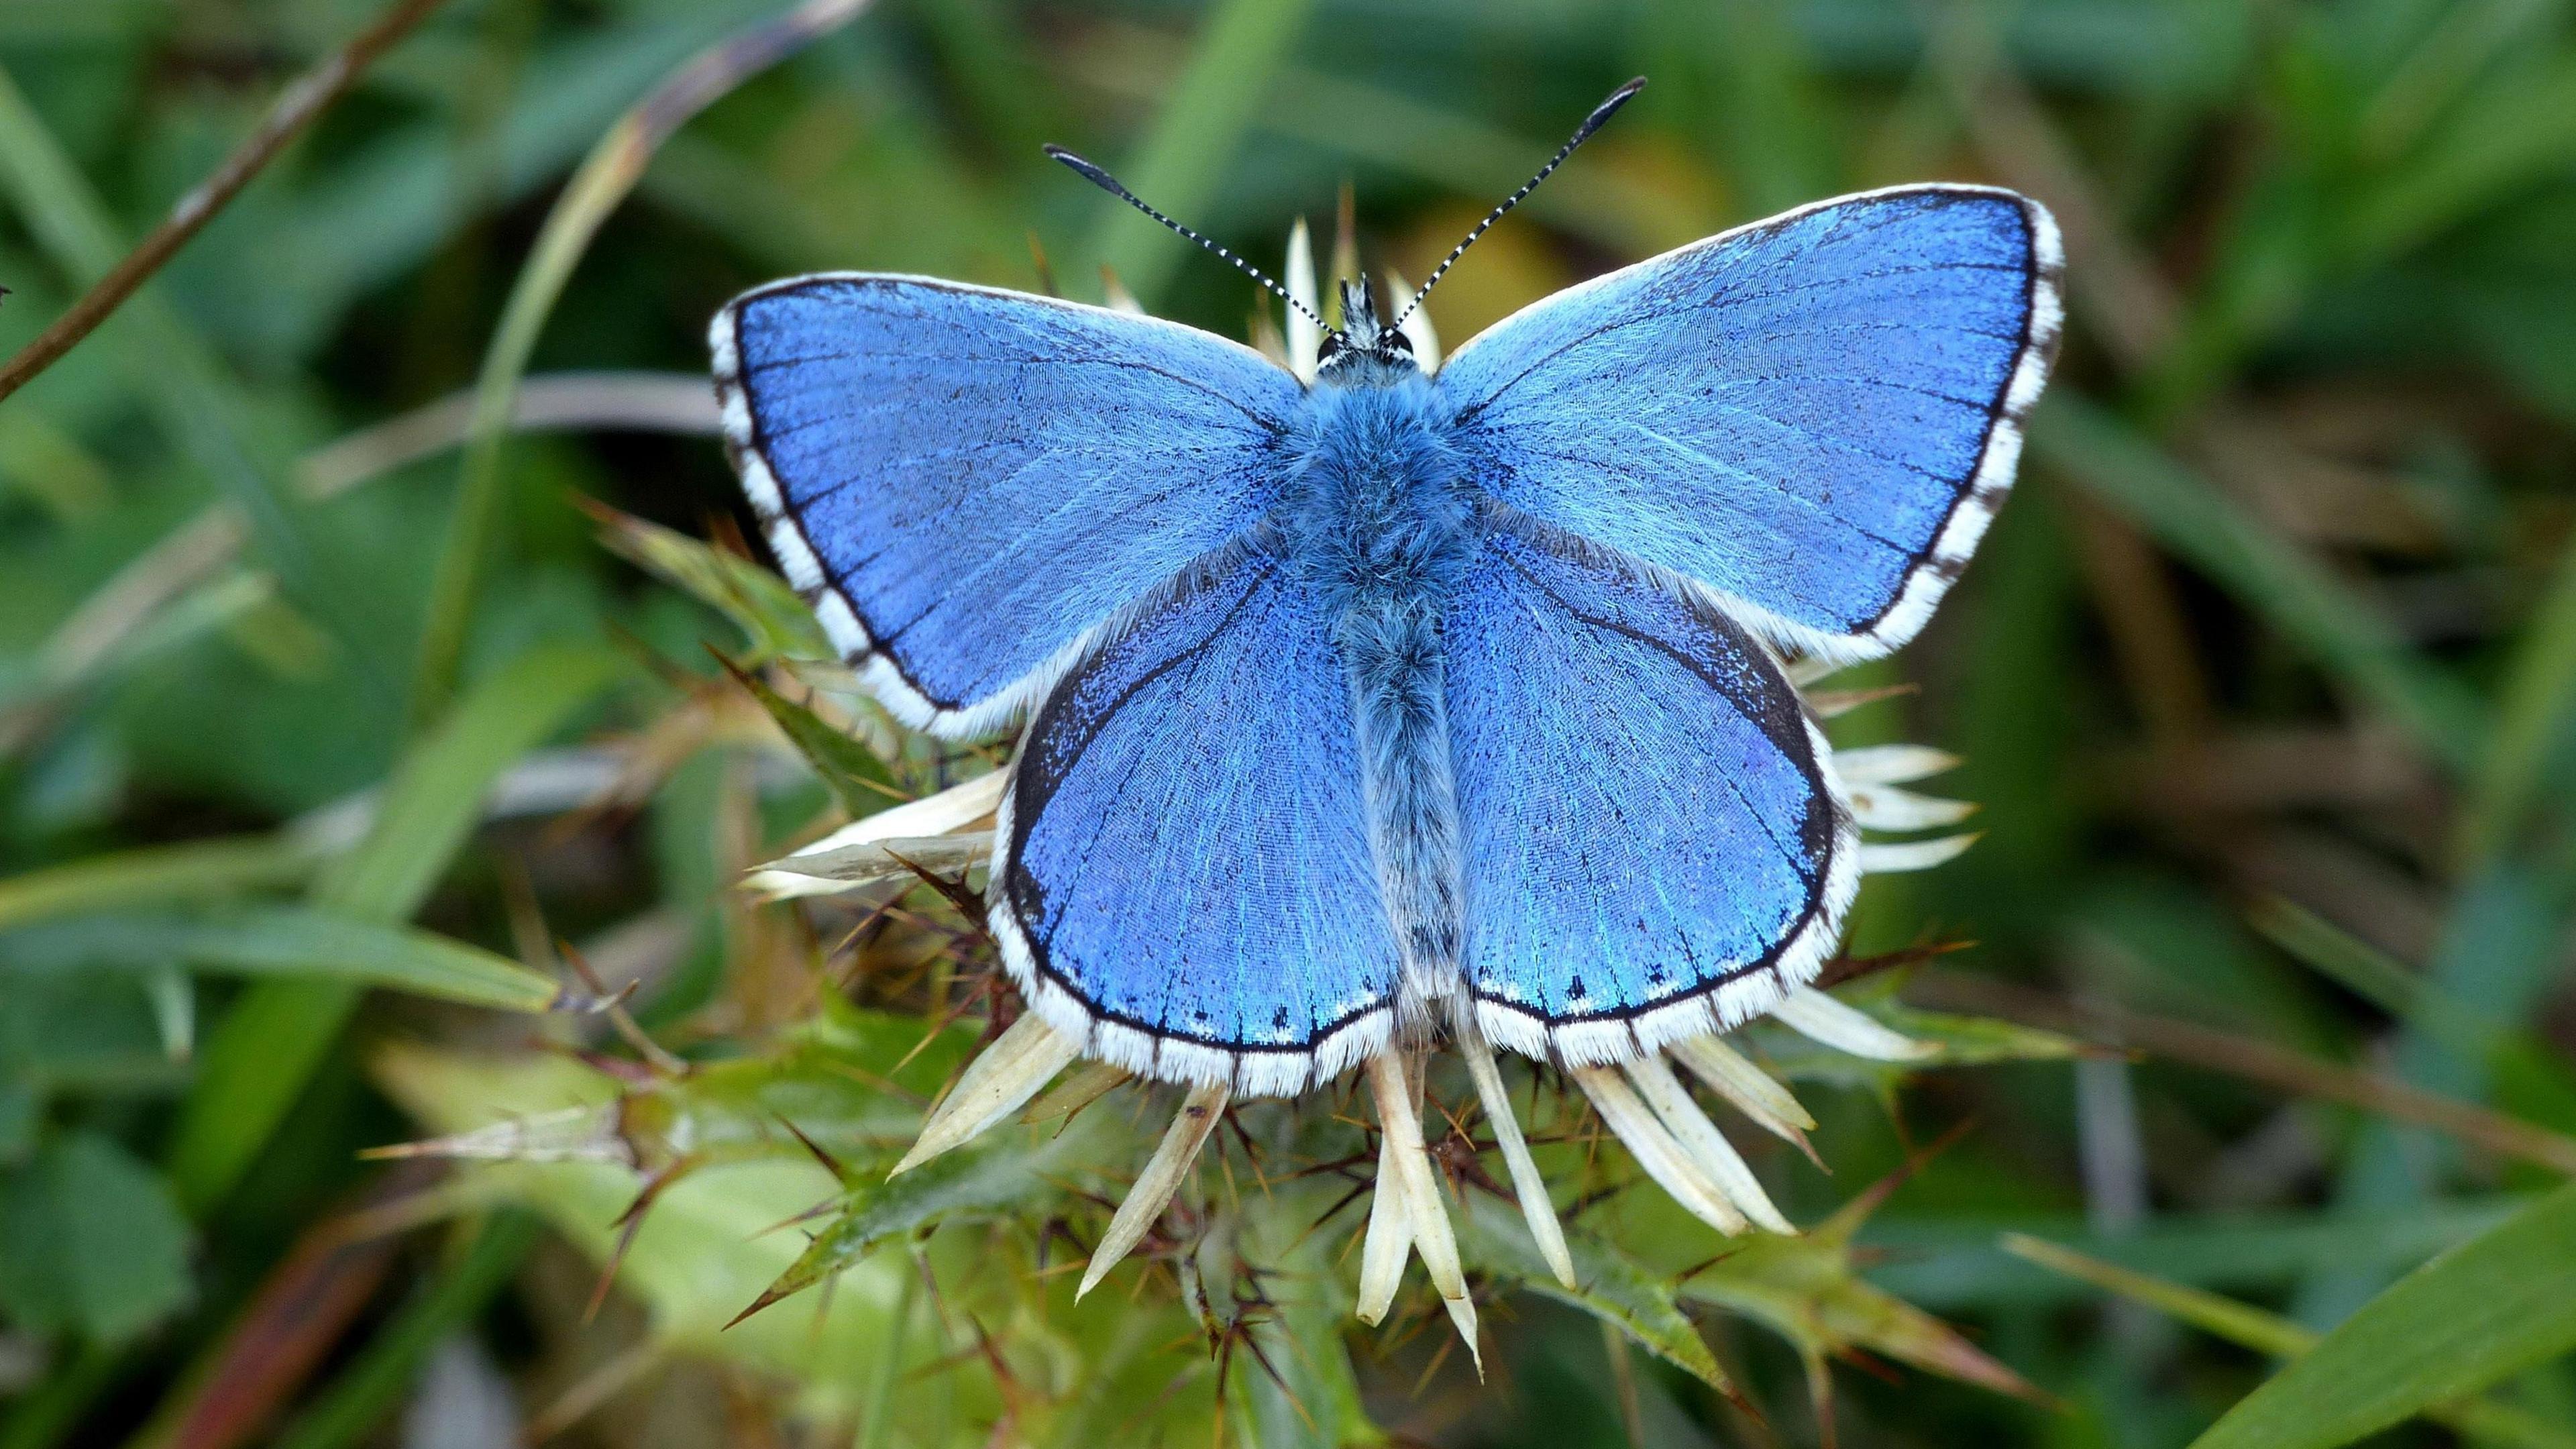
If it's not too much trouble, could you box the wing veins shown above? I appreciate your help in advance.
[1494,544,1821,884]
[1454,259,2031,422]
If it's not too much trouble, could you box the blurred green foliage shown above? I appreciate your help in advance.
[3,0,2576,1446]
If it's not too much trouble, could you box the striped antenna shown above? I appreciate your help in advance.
[1390,77,1646,331]
[1044,145,1332,335]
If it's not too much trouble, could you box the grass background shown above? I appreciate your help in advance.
[3,0,2576,1446]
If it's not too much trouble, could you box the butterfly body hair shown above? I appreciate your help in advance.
[1279,354,1473,1021]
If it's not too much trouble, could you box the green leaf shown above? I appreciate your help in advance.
[719,656,898,816]
[0,1130,192,1343]
[370,1046,989,1426]
[1874,1002,2089,1066]
[1455,1191,1731,1392]
[1745,983,2084,1098]
[1230,1220,1370,1449]
[2190,1181,2576,1449]
[0,970,179,1095]
[1679,1193,2039,1404]
[616,1003,986,1171]
[741,1111,1110,1321]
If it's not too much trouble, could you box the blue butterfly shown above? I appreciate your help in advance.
[711,81,2061,1104]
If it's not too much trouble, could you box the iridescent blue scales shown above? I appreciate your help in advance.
[714,181,2062,1345]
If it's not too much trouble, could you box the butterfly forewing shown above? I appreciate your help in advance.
[713,274,1303,737]
[1438,185,2062,662]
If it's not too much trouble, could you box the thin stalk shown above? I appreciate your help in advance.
[408,0,875,726]
[1922,973,2576,1176]
[0,0,453,403]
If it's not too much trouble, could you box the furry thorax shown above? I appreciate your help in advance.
[1278,356,1475,1023]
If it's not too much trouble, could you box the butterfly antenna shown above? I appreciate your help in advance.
[1044,145,1332,335]
[1391,77,1646,331]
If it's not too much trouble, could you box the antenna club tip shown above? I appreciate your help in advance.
[1042,144,1118,189]
[1569,78,1647,144]
[1584,76,1648,129]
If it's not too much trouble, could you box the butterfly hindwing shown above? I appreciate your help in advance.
[994,540,1401,1095]
[1444,517,1858,1064]
[713,275,1301,735]
[1439,186,2061,660]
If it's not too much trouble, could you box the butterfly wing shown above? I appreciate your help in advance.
[713,275,1301,736]
[1444,517,1857,1064]
[1438,186,2062,660]
[993,539,1399,1095]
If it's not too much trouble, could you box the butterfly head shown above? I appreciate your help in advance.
[1318,277,1415,380]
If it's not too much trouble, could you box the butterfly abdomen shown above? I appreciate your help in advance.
[1281,368,1475,1016]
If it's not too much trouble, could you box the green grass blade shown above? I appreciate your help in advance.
[2006,1233,2317,1356]
[0,837,319,934]
[2188,1181,2576,1449]
[0,68,124,275]
[1866,1198,2533,1309]
[2031,396,2486,774]
[166,645,625,1214]
[2249,894,2576,1134]
[2249,895,2503,1066]
[268,1210,540,1449]
[2463,524,2576,864]
[408,0,874,725]
[312,646,627,918]
[76,906,561,1012]
[1075,0,1314,307]
[2008,1234,2576,1449]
